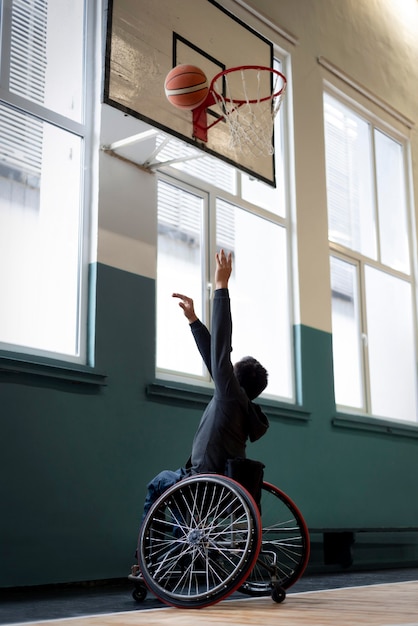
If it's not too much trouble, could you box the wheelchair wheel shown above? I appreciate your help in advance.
[138,474,262,608]
[239,481,310,597]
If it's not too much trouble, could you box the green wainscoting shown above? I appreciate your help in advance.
[1,263,417,588]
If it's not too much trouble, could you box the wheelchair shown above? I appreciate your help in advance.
[131,473,310,608]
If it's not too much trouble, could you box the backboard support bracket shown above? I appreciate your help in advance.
[101,131,207,172]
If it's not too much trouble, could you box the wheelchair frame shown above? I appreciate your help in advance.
[132,474,310,608]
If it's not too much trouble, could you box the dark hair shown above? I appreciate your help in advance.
[234,356,268,400]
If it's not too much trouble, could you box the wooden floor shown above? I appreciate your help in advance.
[13,581,418,626]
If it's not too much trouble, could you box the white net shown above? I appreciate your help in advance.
[211,67,286,157]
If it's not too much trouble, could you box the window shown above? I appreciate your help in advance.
[0,0,97,363]
[156,179,206,379]
[325,93,417,422]
[156,58,294,401]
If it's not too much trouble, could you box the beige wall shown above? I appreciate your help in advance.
[224,0,418,332]
[97,105,157,279]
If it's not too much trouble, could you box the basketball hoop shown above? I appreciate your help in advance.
[192,65,287,157]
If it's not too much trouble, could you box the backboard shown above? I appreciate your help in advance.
[104,0,276,185]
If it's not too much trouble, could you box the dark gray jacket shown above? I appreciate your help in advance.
[189,288,269,474]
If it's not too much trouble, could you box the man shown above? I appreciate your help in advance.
[130,250,269,578]
[173,248,269,476]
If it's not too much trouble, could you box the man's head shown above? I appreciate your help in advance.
[234,356,268,400]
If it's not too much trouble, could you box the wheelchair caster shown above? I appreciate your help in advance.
[271,584,286,604]
[132,582,147,602]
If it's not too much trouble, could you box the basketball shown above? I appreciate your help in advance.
[164,64,209,110]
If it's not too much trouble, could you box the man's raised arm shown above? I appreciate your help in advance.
[172,292,212,375]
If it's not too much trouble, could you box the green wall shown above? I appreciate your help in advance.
[1,262,417,588]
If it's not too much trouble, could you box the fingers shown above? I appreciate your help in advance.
[172,293,191,302]
[172,292,197,322]
[215,249,224,265]
[216,249,232,267]
[172,292,193,313]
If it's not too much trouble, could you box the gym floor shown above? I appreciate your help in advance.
[1,568,417,625]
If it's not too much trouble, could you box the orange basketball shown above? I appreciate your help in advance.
[164,64,209,110]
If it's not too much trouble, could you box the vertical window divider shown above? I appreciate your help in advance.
[370,127,382,264]
[202,190,211,331]
[357,257,371,414]
[207,192,217,329]
[403,144,418,417]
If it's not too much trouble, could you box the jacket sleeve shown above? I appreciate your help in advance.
[190,319,212,376]
[211,288,239,396]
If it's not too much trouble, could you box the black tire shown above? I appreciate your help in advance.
[138,474,262,608]
[239,481,310,597]
[271,583,286,603]
[132,583,147,602]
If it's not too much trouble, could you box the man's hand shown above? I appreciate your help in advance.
[215,249,232,290]
[172,293,198,323]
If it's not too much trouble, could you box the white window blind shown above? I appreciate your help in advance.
[0,102,43,183]
[1,0,47,184]
[158,180,201,244]
[10,0,48,104]
[156,135,236,194]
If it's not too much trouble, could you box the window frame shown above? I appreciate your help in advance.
[154,51,296,404]
[325,87,418,423]
[0,0,99,366]
[156,167,296,403]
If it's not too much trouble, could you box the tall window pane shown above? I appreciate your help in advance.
[0,105,83,355]
[365,267,417,421]
[324,95,376,258]
[241,60,286,217]
[330,256,363,409]
[10,0,85,121]
[216,199,292,400]
[374,130,410,273]
[156,179,205,377]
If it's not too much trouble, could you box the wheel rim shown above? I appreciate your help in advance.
[139,475,261,607]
